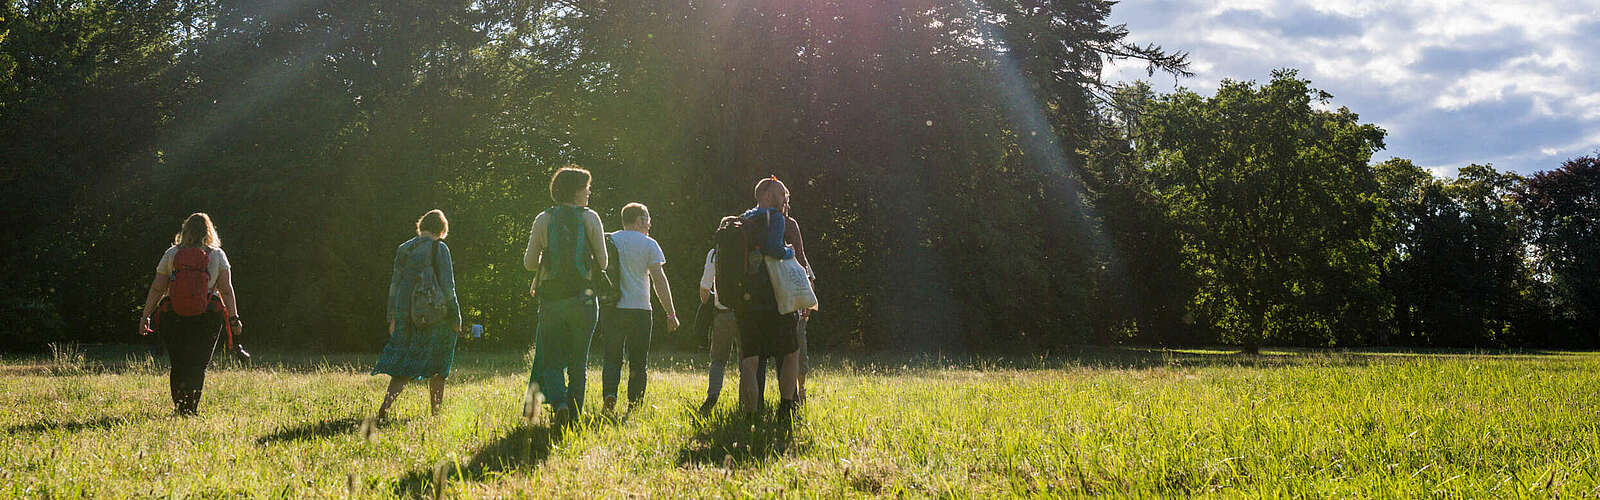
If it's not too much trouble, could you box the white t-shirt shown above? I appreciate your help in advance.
[609,230,665,310]
[155,246,231,289]
[699,249,728,310]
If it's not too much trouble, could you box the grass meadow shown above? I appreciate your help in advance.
[3,346,1599,498]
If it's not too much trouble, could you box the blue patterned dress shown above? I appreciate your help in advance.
[373,235,462,380]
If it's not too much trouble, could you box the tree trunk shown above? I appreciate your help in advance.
[1239,299,1266,355]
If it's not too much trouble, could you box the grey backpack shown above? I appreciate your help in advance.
[409,240,449,327]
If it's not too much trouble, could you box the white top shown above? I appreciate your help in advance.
[609,230,666,311]
[699,249,729,310]
[155,246,231,289]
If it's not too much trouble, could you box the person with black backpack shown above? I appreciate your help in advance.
[372,209,463,421]
[138,213,243,416]
[716,177,811,423]
[695,229,754,415]
[523,166,608,427]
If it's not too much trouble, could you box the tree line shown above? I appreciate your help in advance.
[2,0,1595,352]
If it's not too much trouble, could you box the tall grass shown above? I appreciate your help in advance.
[2,349,1598,497]
[46,342,88,375]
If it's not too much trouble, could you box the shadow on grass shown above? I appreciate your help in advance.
[676,406,805,468]
[255,416,411,445]
[391,421,573,498]
[4,415,150,434]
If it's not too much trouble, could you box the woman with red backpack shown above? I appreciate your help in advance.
[371,209,463,421]
[139,213,242,416]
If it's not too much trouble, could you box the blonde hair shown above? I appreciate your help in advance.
[754,176,786,200]
[417,209,449,238]
[173,213,221,248]
[621,202,649,226]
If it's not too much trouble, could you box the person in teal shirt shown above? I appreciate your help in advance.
[523,166,608,427]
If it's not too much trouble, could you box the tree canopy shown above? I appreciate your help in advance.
[1,0,1594,352]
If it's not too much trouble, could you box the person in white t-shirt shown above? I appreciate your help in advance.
[696,243,747,414]
[598,202,680,412]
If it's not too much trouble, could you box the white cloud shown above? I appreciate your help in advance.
[1104,0,1600,173]
[1424,165,1459,178]
[1432,63,1596,118]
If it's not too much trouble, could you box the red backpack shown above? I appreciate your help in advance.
[169,247,214,316]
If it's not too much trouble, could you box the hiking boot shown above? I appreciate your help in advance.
[777,399,798,428]
[697,397,717,416]
[602,396,617,415]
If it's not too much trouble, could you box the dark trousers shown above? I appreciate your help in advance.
[705,310,738,401]
[531,296,599,412]
[600,307,653,403]
[705,311,771,403]
[159,310,222,415]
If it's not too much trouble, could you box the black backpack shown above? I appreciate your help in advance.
[595,233,623,307]
[536,206,596,301]
[714,215,777,312]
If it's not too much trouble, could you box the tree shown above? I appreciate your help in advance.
[1082,81,1199,344]
[1142,70,1387,350]
[1519,154,1600,343]
[0,0,202,348]
[0,0,1192,353]
[1368,158,1434,345]
[532,0,1189,352]
[1382,164,1539,346]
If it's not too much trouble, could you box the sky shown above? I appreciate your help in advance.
[1102,0,1600,176]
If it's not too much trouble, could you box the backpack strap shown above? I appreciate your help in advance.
[203,247,213,284]
[570,208,588,277]
[575,208,595,277]
[537,206,558,280]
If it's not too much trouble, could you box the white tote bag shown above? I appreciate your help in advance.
[766,256,818,314]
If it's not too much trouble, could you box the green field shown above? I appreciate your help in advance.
[4,347,1599,498]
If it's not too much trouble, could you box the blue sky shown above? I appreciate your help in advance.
[1103,0,1600,175]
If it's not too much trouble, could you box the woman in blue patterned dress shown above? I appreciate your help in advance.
[373,209,463,420]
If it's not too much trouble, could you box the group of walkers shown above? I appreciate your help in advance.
[138,167,817,430]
